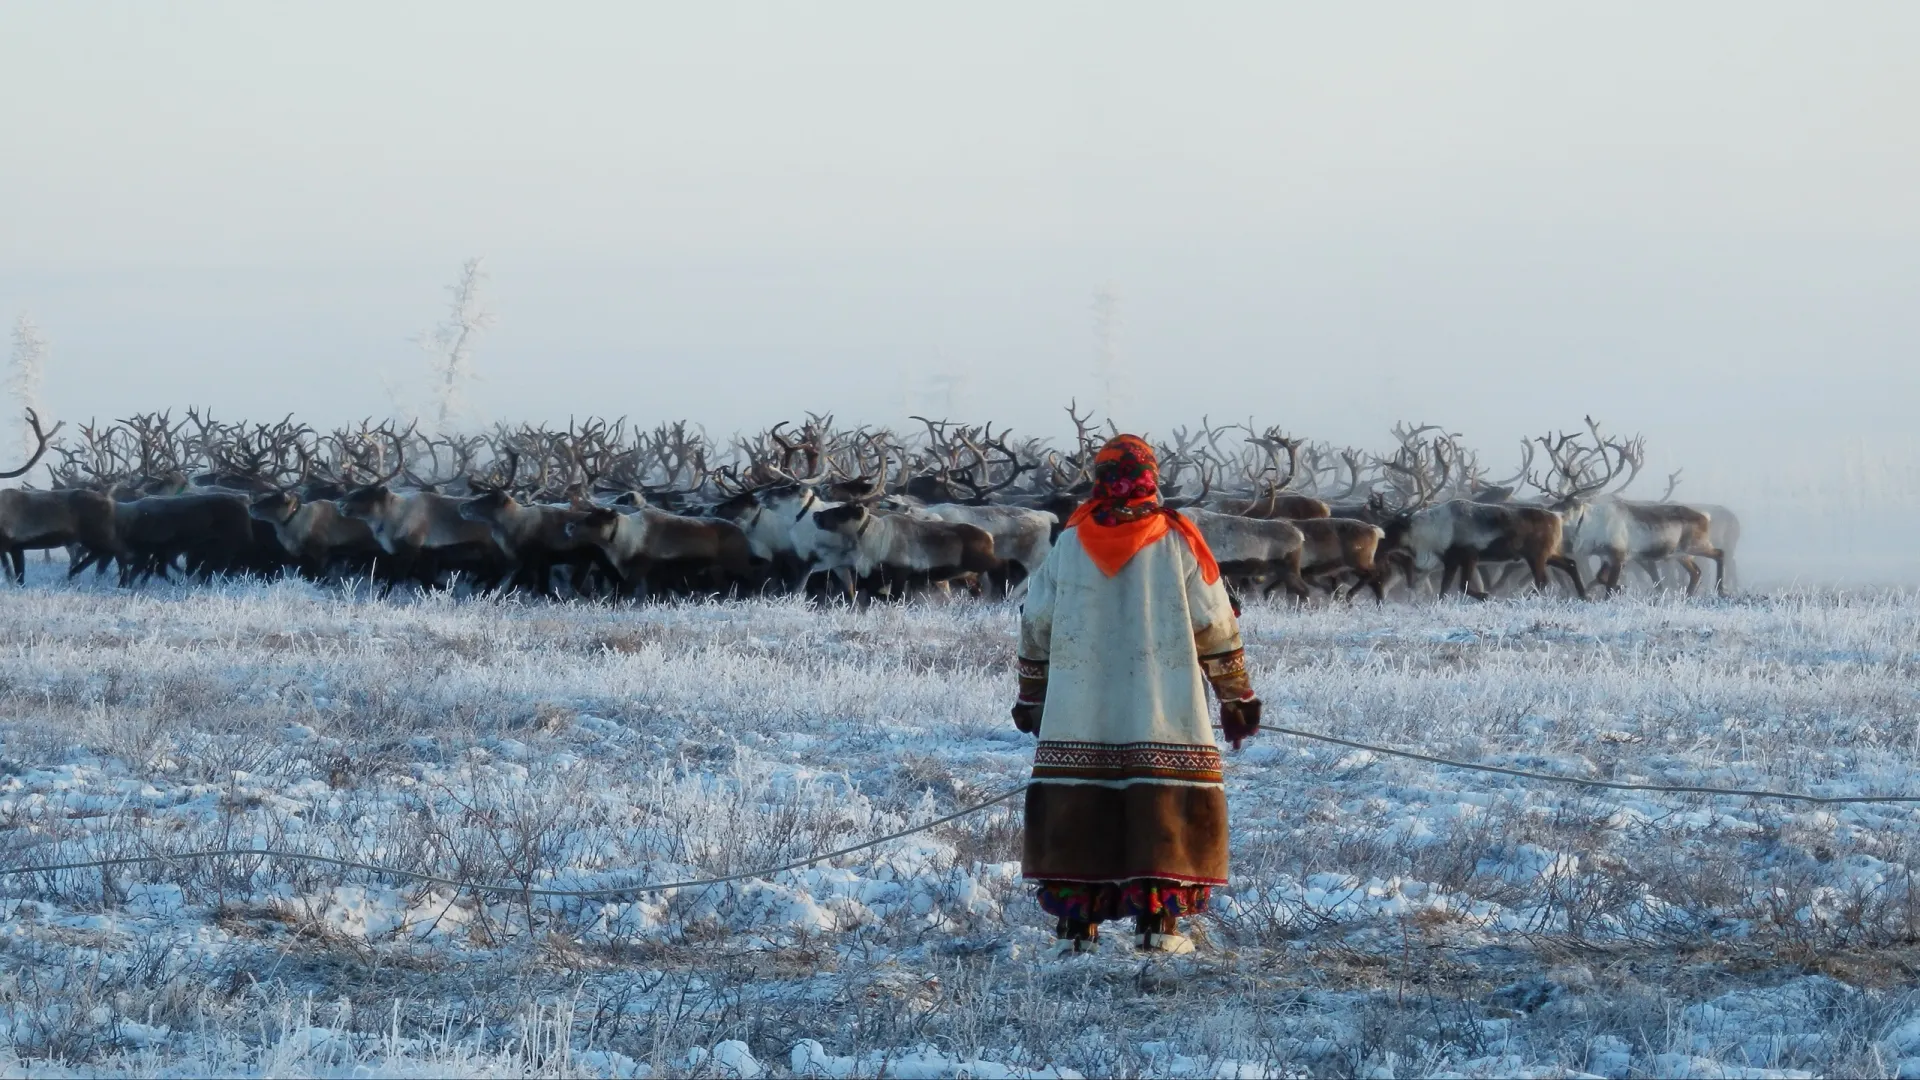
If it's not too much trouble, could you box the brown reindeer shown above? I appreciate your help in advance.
[566,504,757,599]
[249,490,386,582]
[334,436,512,595]
[458,483,620,598]
[0,411,113,583]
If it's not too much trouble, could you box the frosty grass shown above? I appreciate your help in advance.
[2,568,1920,1077]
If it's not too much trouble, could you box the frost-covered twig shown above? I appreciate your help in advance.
[8,313,48,464]
[419,257,495,432]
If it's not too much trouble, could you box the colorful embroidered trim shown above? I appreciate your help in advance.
[1032,740,1224,785]
[1199,648,1246,679]
[1034,880,1214,923]
[1201,647,1255,702]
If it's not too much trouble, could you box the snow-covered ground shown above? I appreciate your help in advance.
[2,567,1919,1077]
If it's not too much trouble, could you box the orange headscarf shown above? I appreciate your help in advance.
[1064,434,1221,584]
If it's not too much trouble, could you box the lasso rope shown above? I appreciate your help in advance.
[0,785,1029,899]
[4,726,1915,896]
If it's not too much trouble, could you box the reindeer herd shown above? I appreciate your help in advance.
[0,404,1736,606]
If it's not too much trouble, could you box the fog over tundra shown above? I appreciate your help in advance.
[1,3,1917,580]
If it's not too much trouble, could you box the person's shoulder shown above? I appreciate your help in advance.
[1037,528,1093,577]
[1148,521,1195,559]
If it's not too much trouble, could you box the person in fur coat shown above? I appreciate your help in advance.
[1013,434,1262,956]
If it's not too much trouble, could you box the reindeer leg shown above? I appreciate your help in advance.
[1702,545,1728,597]
[1283,568,1313,605]
[1528,553,1553,595]
[627,556,654,603]
[590,549,622,600]
[1596,558,1612,593]
[1678,555,1702,597]
[8,546,23,585]
[383,549,421,599]
[1632,558,1660,590]
[1278,551,1311,604]
[1358,563,1385,605]
[1547,554,1588,600]
[1461,554,1489,601]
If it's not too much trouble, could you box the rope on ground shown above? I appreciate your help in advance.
[0,784,1028,899]
[1262,724,1920,805]
[4,725,1916,897]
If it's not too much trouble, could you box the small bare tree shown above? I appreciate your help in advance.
[8,315,48,463]
[419,257,494,432]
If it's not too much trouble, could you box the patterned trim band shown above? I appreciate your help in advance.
[1017,656,1050,705]
[1032,740,1224,785]
[1200,648,1247,679]
[1201,647,1255,703]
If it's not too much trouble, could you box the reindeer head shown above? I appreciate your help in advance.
[458,486,521,524]
[336,484,396,521]
[564,506,623,546]
[248,490,303,525]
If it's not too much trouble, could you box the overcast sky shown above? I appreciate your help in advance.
[1,2,1915,485]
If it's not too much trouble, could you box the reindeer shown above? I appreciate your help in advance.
[807,502,1002,603]
[1382,500,1585,600]
[458,487,611,598]
[917,503,1054,595]
[710,421,866,596]
[249,490,386,582]
[1179,507,1312,601]
[1294,518,1392,603]
[1531,419,1727,597]
[895,422,1053,594]
[1373,426,1585,600]
[107,492,259,585]
[455,450,621,597]
[338,485,513,596]
[1174,428,1388,602]
[565,504,757,600]
[1611,470,1742,594]
[0,412,116,583]
[334,434,512,596]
